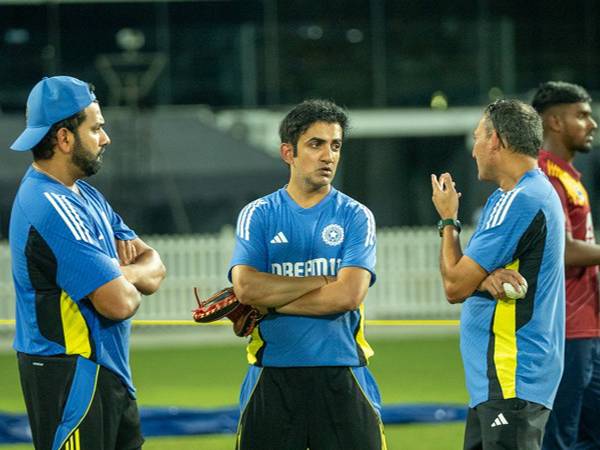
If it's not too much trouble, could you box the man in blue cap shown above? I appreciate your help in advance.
[9,76,166,450]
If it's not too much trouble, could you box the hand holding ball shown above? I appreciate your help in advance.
[502,280,528,299]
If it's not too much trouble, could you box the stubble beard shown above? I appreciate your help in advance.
[568,129,594,155]
[305,173,334,193]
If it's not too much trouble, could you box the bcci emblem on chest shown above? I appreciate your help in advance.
[322,224,344,246]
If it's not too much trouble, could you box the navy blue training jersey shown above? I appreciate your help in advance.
[462,169,565,409]
[10,167,138,395]
[229,187,376,367]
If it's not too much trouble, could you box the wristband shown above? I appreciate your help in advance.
[437,218,461,237]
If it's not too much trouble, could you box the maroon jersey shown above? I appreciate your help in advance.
[539,150,600,338]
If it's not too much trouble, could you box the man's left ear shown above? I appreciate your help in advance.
[55,128,74,154]
[280,143,294,165]
[492,130,504,151]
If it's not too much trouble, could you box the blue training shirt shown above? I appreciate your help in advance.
[10,167,138,396]
[462,168,565,409]
[229,186,377,367]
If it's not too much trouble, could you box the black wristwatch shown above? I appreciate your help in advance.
[437,218,461,237]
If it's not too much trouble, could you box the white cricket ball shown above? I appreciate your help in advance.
[502,280,528,299]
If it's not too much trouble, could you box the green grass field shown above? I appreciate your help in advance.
[0,334,467,449]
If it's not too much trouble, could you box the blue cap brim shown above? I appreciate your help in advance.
[10,125,52,151]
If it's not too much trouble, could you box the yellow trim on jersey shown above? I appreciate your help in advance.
[246,305,374,365]
[546,160,589,206]
[60,291,91,358]
[355,303,374,362]
[492,260,520,399]
[246,325,265,365]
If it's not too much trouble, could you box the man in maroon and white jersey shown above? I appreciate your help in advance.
[534,81,600,450]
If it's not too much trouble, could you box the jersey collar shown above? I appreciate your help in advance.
[281,185,337,214]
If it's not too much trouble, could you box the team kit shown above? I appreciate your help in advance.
[8,76,599,450]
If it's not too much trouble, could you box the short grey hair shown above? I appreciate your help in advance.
[483,99,543,158]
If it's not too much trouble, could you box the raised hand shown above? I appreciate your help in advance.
[431,172,462,219]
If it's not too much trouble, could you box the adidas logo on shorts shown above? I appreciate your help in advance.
[490,412,509,427]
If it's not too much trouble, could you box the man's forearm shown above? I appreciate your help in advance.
[439,227,467,302]
[234,271,328,307]
[565,238,600,267]
[275,268,369,316]
[440,227,463,279]
[121,249,166,295]
[432,173,487,302]
[275,280,362,316]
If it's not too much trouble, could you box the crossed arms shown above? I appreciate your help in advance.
[437,228,525,303]
[231,265,371,316]
[88,238,166,321]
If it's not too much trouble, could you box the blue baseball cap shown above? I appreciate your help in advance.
[10,76,96,151]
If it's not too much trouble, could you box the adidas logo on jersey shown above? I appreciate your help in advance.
[270,232,288,244]
[490,413,509,427]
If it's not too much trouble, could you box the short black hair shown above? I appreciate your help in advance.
[279,99,349,155]
[531,81,592,114]
[484,99,543,158]
[31,110,88,160]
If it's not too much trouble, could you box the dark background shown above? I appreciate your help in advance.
[0,0,598,237]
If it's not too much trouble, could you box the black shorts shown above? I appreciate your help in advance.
[18,353,144,450]
[236,366,387,450]
[463,398,550,450]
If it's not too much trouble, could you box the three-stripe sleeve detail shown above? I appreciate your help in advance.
[237,200,266,241]
[44,192,94,244]
[485,188,523,230]
[357,204,376,246]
